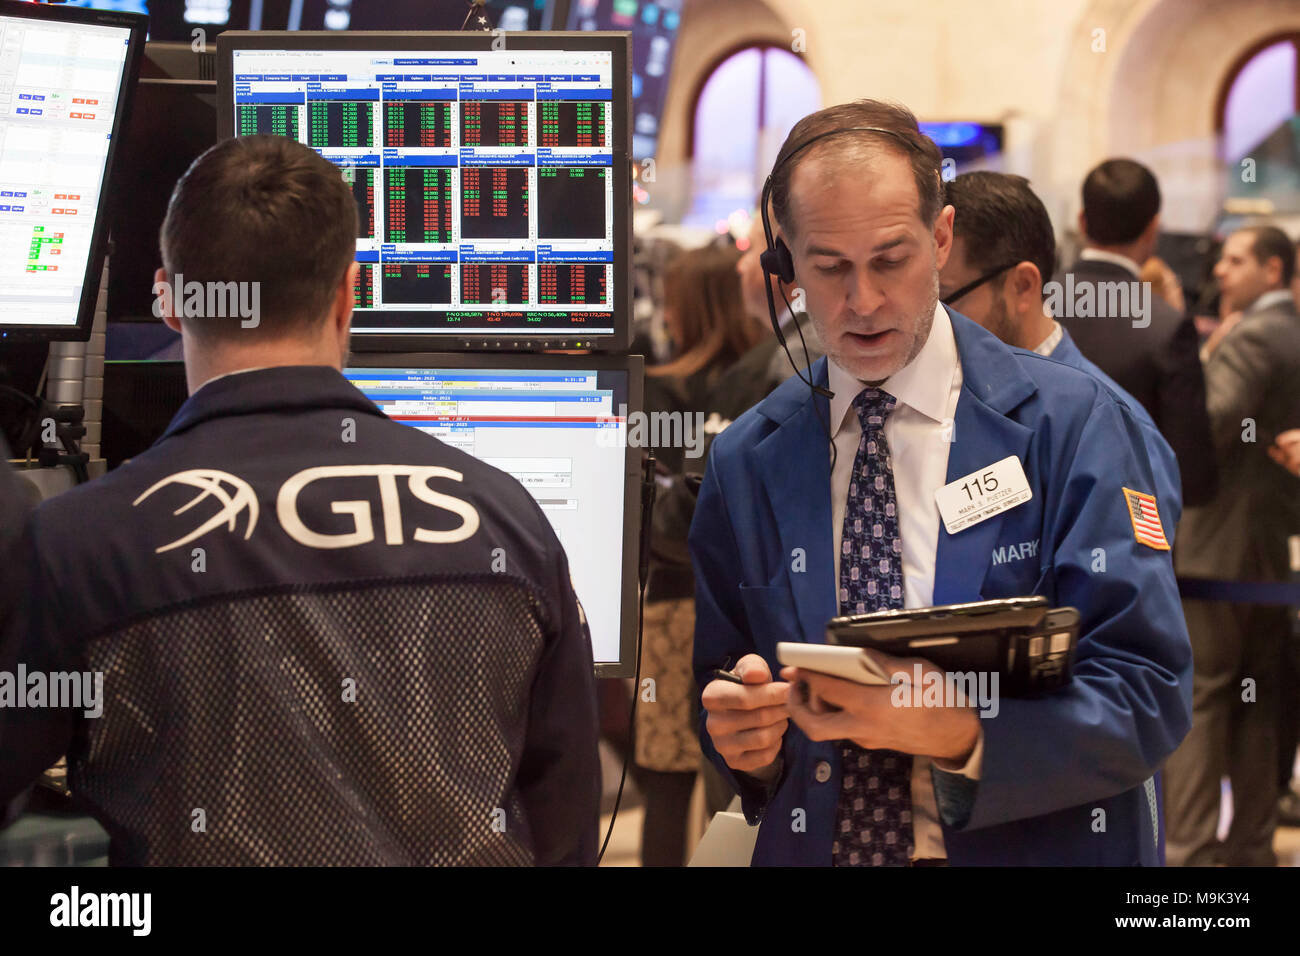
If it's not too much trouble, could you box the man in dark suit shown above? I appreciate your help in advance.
[1165,225,1300,866]
[1054,159,1216,507]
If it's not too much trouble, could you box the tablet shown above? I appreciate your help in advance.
[826,598,1080,697]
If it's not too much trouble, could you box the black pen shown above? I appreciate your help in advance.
[711,668,745,685]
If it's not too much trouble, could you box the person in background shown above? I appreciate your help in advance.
[1055,159,1216,507]
[1140,255,1186,316]
[634,243,766,866]
[0,439,33,828]
[938,171,1182,531]
[1280,240,1300,829]
[1165,225,1300,865]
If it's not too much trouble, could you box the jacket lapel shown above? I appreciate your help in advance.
[932,310,1037,604]
[753,358,837,645]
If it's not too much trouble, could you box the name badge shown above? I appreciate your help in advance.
[934,455,1032,534]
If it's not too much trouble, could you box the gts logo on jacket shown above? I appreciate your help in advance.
[134,465,480,553]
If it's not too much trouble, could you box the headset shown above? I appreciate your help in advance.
[757,125,942,470]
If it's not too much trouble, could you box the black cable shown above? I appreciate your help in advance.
[775,280,838,478]
[597,452,656,865]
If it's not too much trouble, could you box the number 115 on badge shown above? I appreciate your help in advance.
[934,455,1033,535]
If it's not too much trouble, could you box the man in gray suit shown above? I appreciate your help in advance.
[1165,225,1300,866]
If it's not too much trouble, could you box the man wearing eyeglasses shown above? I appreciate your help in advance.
[938,171,1182,529]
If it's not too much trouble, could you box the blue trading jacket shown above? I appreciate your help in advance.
[691,308,1192,866]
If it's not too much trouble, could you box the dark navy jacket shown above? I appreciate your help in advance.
[691,309,1192,866]
[0,366,599,865]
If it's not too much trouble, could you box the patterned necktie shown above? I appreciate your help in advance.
[833,387,914,867]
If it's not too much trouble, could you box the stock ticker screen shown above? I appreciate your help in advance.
[343,363,630,666]
[0,10,135,334]
[230,46,617,341]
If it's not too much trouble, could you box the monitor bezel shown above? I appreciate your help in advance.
[343,349,645,677]
[217,30,632,355]
[0,0,148,344]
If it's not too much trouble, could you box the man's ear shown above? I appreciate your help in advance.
[334,261,358,339]
[1010,262,1043,315]
[932,205,955,270]
[155,267,181,334]
[1265,252,1285,288]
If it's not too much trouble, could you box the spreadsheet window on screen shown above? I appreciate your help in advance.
[0,13,131,328]
[233,48,616,338]
[345,365,627,665]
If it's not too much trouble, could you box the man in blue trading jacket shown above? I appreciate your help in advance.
[938,171,1183,528]
[0,135,599,865]
[690,100,1192,866]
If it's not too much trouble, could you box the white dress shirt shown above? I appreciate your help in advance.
[1032,320,1064,357]
[826,300,983,860]
[1079,247,1142,278]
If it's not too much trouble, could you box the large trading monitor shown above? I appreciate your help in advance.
[0,0,145,342]
[343,352,643,676]
[217,31,631,352]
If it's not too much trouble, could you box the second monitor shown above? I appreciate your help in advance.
[217,30,631,352]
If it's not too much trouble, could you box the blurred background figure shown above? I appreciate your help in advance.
[1166,225,1300,866]
[940,171,1181,526]
[633,243,765,866]
[1054,159,1217,509]
[1141,256,1186,315]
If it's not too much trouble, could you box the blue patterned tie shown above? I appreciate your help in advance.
[833,387,914,867]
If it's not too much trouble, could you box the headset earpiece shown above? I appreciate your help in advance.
[759,240,795,286]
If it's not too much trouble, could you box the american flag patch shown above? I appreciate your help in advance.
[1123,487,1169,550]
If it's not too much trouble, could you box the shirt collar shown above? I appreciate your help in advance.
[1032,320,1064,356]
[828,300,957,436]
[161,365,384,441]
[1080,247,1142,278]
[193,365,272,392]
[1247,289,1295,315]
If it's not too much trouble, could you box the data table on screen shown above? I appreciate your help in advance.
[229,45,619,338]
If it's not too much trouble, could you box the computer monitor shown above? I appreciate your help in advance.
[217,30,631,352]
[19,1,261,41]
[284,1,566,32]
[0,1,146,343]
[343,352,642,676]
[566,0,679,160]
[107,75,216,322]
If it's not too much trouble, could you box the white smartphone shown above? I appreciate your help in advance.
[776,643,891,685]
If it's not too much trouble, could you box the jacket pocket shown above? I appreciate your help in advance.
[737,583,803,655]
